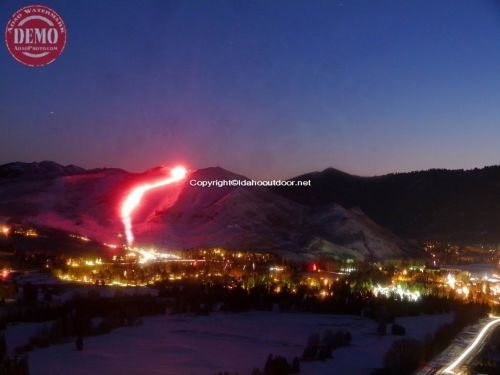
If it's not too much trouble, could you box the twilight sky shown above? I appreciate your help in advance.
[1,0,499,178]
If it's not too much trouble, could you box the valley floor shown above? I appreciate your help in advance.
[9,311,453,375]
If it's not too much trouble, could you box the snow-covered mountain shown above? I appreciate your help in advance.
[0,162,417,260]
[275,165,500,243]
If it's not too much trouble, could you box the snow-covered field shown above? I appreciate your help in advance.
[4,321,50,355]
[18,311,453,375]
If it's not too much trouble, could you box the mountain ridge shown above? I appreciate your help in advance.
[0,161,417,260]
[277,164,500,243]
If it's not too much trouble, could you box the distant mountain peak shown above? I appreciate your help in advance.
[275,164,500,243]
[0,161,86,178]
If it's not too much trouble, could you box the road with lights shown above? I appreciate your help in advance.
[418,315,500,374]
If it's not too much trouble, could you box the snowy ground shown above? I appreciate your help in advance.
[17,311,453,375]
[3,321,51,355]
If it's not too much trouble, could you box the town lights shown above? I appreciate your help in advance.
[447,273,456,289]
[372,284,421,302]
[126,246,181,264]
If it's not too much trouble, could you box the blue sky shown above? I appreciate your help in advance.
[1,0,499,178]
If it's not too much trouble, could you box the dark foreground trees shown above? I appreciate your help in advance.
[383,339,425,375]
[0,335,29,375]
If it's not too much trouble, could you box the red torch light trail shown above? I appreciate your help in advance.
[121,166,187,245]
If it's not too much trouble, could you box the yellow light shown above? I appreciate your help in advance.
[447,273,456,289]
[25,229,38,237]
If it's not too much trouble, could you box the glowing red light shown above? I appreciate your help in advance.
[312,263,317,272]
[121,166,187,245]
[1,268,10,280]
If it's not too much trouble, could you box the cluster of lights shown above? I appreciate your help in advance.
[66,258,103,268]
[213,248,225,256]
[339,266,356,274]
[269,266,284,272]
[69,233,90,242]
[58,273,148,287]
[319,290,332,298]
[24,229,38,237]
[456,285,470,297]
[55,247,290,289]
[443,269,500,305]
[373,284,421,302]
[447,273,456,289]
[126,247,181,264]
[0,226,38,237]
[446,272,471,297]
